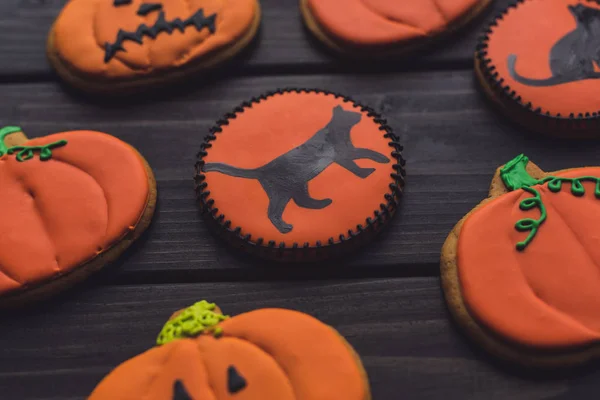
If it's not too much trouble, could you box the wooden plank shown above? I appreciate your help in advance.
[2,70,600,278]
[0,0,509,78]
[0,278,583,399]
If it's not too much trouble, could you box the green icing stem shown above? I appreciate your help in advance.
[0,126,67,162]
[514,186,546,251]
[500,154,600,251]
[156,300,229,346]
[7,140,68,162]
[0,126,23,155]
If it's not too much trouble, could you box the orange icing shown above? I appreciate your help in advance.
[458,167,600,348]
[485,0,600,115]
[89,308,367,400]
[0,131,149,296]
[52,0,257,79]
[202,91,394,245]
[306,0,482,46]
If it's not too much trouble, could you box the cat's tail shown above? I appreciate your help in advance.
[507,54,577,87]
[203,162,259,179]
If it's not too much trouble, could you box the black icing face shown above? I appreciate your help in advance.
[104,0,217,63]
[172,380,193,400]
[170,365,246,399]
[227,365,247,394]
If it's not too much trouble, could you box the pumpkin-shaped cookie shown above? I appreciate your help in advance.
[301,0,491,55]
[0,126,156,307]
[89,301,371,399]
[47,0,260,92]
[441,154,600,367]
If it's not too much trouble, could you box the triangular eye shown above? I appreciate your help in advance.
[227,365,247,394]
[113,0,132,6]
[172,380,193,400]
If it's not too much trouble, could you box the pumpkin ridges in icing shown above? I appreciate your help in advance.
[89,305,370,400]
[457,166,600,348]
[219,308,366,400]
[0,130,152,301]
[304,0,487,47]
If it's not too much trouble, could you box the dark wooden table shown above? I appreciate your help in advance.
[0,1,599,399]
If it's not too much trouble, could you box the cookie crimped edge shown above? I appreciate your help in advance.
[475,0,600,137]
[441,161,600,368]
[0,145,157,309]
[193,88,406,262]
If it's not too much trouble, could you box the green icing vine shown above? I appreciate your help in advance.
[0,126,67,162]
[156,300,229,346]
[500,154,600,251]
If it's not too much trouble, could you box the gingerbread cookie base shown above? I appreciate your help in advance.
[474,0,600,138]
[441,160,600,368]
[194,88,406,263]
[46,2,261,94]
[0,139,157,309]
[300,0,492,57]
[474,54,600,138]
[90,301,372,400]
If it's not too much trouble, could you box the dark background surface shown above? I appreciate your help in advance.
[1,0,599,399]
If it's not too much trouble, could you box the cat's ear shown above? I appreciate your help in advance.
[567,4,584,19]
[333,105,344,113]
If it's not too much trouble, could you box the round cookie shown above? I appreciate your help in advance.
[476,0,600,137]
[301,0,491,56]
[89,300,372,400]
[0,126,156,308]
[441,154,600,367]
[194,88,405,261]
[47,0,260,93]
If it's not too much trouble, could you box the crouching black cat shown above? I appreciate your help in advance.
[203,105,390,234]
[507,4,600,87]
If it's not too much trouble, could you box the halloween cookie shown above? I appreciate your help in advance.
[47,0,260,93]
[442,154,600,367]
[89,300,371,400]
[476,0,600,137]
[194,88,405,261]
[0,126,156,308]
[301,0,491,56]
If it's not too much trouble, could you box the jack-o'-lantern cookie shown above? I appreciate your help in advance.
[0,126,156,308]
[442,154,600,367]
[476,0,600,136]
[89,300,371,400]
[300,0,491,56]
[194,88,406,261]
[47,0,260,93]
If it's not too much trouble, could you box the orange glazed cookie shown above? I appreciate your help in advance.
[194,89,406,261]
[442,154,600,367]
[47,0,260,93]
[301,0,491,55]
[89,300,371,400]
[0,126,156,308]
[476,0,600,136]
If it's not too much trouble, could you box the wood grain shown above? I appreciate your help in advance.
[0,0,511,79]
[2,71,600,279]
[0,278,582,400]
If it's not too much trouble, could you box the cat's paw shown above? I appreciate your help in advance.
[276,222,293,234]
[356,168,376,178]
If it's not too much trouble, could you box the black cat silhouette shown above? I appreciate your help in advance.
[507,4,600,87]
[203,105,390,234]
